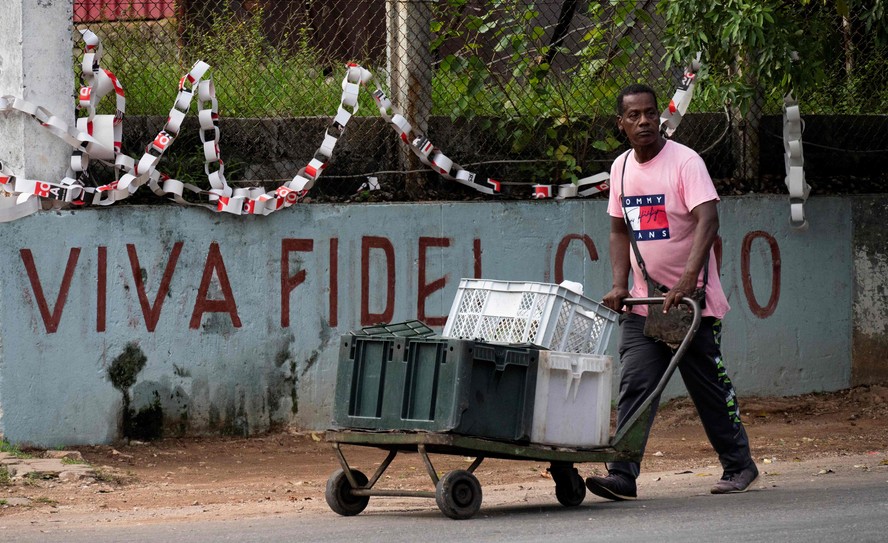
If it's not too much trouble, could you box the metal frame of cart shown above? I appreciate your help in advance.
[325,297,701,519]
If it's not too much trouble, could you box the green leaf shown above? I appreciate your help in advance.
[439,54,455,72]
[592,140,610,152]
[465,16,485,31]
[467,77,485,96]
[583,27,604,42]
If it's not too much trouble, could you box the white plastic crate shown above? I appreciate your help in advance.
[531,351,613,447]
[442,279,618,355]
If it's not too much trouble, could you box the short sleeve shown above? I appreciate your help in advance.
[680,153,719,211]
[607,152,629,218]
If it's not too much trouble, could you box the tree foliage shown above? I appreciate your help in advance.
[659,0,888,112]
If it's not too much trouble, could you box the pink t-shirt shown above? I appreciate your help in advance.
[607,140,730,319]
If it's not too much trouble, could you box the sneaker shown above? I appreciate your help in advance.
[710,464,759,494]
[585,473,637,501]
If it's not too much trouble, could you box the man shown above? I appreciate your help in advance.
[587,83,758,500]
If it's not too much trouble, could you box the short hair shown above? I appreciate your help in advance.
[617,84,658,115]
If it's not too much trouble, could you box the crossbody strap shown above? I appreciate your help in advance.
[619,154,651,282]
[618,152,709,289]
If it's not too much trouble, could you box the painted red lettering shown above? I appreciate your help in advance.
[418,237,451,326]
[281,239,314,328]
[329,238,338,327]
[190,242,241,329]
[20,248,80,334]
[128,242,183,332]
[361,236,395,326]
[97,246,106,332]
[741,231,781,318]
[473,238,482,278]
[554,234,599,284]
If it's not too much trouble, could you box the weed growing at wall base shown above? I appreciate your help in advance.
[0,440,33,459]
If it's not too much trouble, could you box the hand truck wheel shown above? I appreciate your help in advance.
[549,463,586,507]
[554,471,586,507]
[325,468,370,516]
[435,469,482,520]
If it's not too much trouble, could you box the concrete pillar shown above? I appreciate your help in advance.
[386,0,434,188]
[0,1,74,217]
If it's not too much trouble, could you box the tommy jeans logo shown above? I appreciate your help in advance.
[623,194,669,240]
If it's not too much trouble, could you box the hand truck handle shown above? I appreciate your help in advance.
[610,296,703,448]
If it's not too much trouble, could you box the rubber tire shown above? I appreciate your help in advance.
[554,471,586,507]
[325,468,370,516]
[435,469,483,520]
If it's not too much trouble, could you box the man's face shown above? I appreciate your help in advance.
[617,92,659,148]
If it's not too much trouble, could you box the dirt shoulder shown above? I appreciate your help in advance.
[2,385,887,523]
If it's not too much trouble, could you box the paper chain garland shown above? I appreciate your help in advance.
[783,93,809,228]
[0,30,243,219]
[660,52,702,138]
[0,31,709,221]
[661,54,809,227]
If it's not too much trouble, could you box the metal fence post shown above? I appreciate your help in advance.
[387,0,434,192]
[0,0,74,217]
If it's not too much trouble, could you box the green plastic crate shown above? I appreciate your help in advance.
[332,335,541,442]
[332,334,473,432]
[450,341,539,442]
[333,335,400,423]
[351,320,436,338]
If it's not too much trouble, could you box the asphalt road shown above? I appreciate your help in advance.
[6,464,887,542]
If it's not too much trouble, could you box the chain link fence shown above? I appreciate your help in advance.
[73,0,888,201]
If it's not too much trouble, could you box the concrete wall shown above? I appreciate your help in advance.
[852,197,888,385]
[0,195,884,446]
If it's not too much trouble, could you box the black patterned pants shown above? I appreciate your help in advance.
[607,313,755,479]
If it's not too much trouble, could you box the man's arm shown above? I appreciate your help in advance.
[603,215,632,313]
[662,199,719,312]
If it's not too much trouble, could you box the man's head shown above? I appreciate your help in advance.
[616,84,662,150]
[616,84,658,116]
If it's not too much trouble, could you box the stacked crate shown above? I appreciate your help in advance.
[333,333,540,442]
[332,280,618,448]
